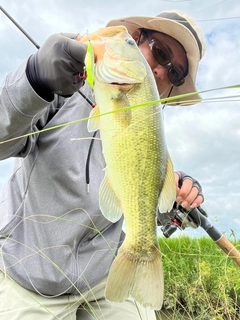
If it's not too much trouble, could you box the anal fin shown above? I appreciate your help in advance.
[99,174,122,223]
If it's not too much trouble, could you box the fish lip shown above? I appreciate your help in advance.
[109,82,136,87]
[111,82,131,85]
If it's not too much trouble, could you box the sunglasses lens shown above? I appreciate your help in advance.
[150,39,185,87]
[151,40,170,66]
[168,67,185,87]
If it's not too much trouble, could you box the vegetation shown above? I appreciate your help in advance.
[156,235,240,320]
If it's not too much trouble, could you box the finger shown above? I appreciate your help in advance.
[176,179,193,202]
[190,195,204,208]
[76,34,83,41]
[67,38,87,63]
[181,193,204,210]
[175,171,193,188]
[180,186,199,208]
[61,32,79,39]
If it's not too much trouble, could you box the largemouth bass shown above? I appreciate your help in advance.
[81,26,176,310]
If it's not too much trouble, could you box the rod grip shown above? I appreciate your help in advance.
[215,236,240,267]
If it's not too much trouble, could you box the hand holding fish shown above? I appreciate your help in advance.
[175,171,204,209]
[26,33,87,99]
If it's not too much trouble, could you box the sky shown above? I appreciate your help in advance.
[0,0,240,239]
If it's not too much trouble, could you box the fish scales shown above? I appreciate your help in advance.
[81,26,176,310]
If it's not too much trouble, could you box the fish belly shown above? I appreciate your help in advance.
[99,89,166,310]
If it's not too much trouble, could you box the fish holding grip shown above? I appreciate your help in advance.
[161,203,240,267]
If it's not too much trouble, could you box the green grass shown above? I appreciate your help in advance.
[156,235,240,320]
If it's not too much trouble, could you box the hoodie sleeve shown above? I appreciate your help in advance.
[0,60,52,160]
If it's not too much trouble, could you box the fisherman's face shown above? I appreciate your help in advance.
[133,30,188,98]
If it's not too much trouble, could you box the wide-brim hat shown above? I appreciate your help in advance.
[106,10,206,106]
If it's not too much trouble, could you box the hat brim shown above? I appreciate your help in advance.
[106,16,202,105]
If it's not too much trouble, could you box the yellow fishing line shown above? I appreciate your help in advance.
[0,84,239,145]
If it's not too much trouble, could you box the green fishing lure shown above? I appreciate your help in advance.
[85,41,94,88]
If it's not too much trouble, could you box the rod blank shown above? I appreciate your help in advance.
[0,5,40,49]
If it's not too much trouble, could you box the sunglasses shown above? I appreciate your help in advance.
[148,38,187,87]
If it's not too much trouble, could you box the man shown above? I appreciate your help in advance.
[0,9,205,320]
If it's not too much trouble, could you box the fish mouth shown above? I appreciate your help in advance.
[109,82,136,89]
[110,82,135,86]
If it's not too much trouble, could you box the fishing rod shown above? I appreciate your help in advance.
[161,203,240,267]
[0,5,95,105]
[0,5,40,49]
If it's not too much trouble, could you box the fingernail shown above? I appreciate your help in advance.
[181,201,187,208]
[176,196,182,203]
[190,203,197,209]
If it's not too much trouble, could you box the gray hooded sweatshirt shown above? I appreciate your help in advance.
[0,60,172,297]
[0,60,125,296]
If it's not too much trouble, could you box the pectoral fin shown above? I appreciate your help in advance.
[158,155,176,213]
[111,92,132,126]
[99,173,123,222]
[87,106,100,132]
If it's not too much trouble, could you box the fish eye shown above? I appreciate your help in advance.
[126,38,135,46]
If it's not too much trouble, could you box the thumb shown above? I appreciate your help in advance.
[60,32,79,39]
[76,34,83,41]
[66,37,87,62]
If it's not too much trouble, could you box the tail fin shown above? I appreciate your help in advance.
[105,243,164,310]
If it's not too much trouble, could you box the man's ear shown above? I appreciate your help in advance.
[131,29,142,42]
